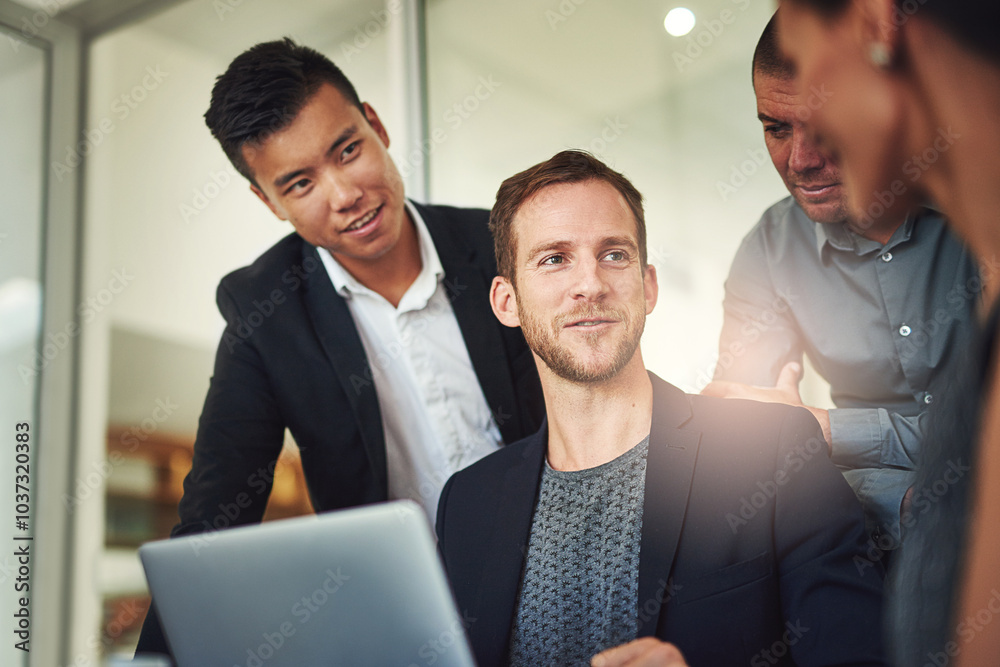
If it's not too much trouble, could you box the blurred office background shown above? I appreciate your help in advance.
[0,0,831,664]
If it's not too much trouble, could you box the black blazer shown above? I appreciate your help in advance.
[137,202,544,656]
[436,374,885,666]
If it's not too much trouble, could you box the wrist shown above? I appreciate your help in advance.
[805,407,832,452]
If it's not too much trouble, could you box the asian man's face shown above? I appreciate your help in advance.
[244,83,408,269]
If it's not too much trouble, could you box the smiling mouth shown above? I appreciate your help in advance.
[344,205,382,233]
[567,319,615,328]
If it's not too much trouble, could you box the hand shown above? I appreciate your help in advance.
[901,485,914,515]
[591,638,688,667]
[701,361,804,403]
[701,362,832,450]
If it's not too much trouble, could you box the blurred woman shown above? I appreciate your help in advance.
[774,1,1000,665]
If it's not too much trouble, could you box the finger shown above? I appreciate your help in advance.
[630,642,687,666]
[592,638,656,666]
[776,361,802,389]
[592,638,676,667]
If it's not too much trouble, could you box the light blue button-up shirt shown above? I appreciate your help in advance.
[716,196,981,539]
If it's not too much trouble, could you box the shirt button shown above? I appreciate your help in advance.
[881,252,893,262]
[924,394,934,405]
[899,324,912,336]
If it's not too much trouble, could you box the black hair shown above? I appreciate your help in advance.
[204,37,364,185]
[752,13,795,90]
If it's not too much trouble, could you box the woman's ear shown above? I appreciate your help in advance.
[853,0,904,66]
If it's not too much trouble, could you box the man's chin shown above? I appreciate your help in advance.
[541,345,639,385]
[796,198,849,225]
[551,364,621,385]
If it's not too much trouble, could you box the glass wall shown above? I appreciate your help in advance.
[0,23,46,667]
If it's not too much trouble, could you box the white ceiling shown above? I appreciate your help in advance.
[134,0,385,60]
[427,0,770,119]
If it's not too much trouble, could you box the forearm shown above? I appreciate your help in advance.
[843,467,914,542]
[827,408,923,470]
[803,406,831,450]
[175,301,287,534]
[715,310,802,386]
[716,239,801,386]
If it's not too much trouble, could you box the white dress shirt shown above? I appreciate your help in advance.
[318,201,502,522]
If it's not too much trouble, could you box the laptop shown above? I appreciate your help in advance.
[139,500,477,667]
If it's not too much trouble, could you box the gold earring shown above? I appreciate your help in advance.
[869,42,891,68]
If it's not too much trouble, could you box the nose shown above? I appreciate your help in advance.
[572,256,609,301]
[321,172,362,212]
[788,128,825,175]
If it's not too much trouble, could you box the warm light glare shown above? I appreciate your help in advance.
[664,7,696,37]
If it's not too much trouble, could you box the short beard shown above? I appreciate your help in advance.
[518,300,644,384]
[792,190,849,225]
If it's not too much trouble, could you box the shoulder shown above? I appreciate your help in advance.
[438,431,543,519]
[736,197,816,259]
[217,232,315,297]
[685,392,825,462]
[693,392,820,435]
[414,202,491,243]
[651,374,818,452]
[415,201,490,227]
[912,207,974,256]
[757,195,799,227]
[436,430,544,544]
[415,201,493,263]
[725,198,820,294]
[450,432,542,490]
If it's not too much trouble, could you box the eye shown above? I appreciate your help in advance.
[604,250,627,262]
[764,124,790,138]
[285,178,311,195]
[541,255,565,266]
[341,141,360,160]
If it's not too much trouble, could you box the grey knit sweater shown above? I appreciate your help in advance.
[508,436,649,666]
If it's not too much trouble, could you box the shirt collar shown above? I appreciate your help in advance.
[814,209,920,257]
[318,199,444,302]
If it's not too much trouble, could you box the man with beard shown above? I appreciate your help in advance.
[702,14,978,551]
[435,150,885,667]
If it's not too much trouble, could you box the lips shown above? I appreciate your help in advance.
[568,319,615,327]
[343,205,382,233]
[559,308,622,329]
[795,183,840,198]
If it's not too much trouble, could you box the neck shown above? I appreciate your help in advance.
[336,209,422,308]
[540,351,653,472]
[905,18,1000,310]
[845,216,904,246]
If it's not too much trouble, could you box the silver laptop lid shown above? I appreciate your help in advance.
[139,500,476,667]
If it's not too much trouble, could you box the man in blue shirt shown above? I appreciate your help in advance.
[703,14,981,550]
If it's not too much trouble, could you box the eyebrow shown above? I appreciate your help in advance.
[758,113,789,125]
[525,239,573,263]
[272,124,359,189]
